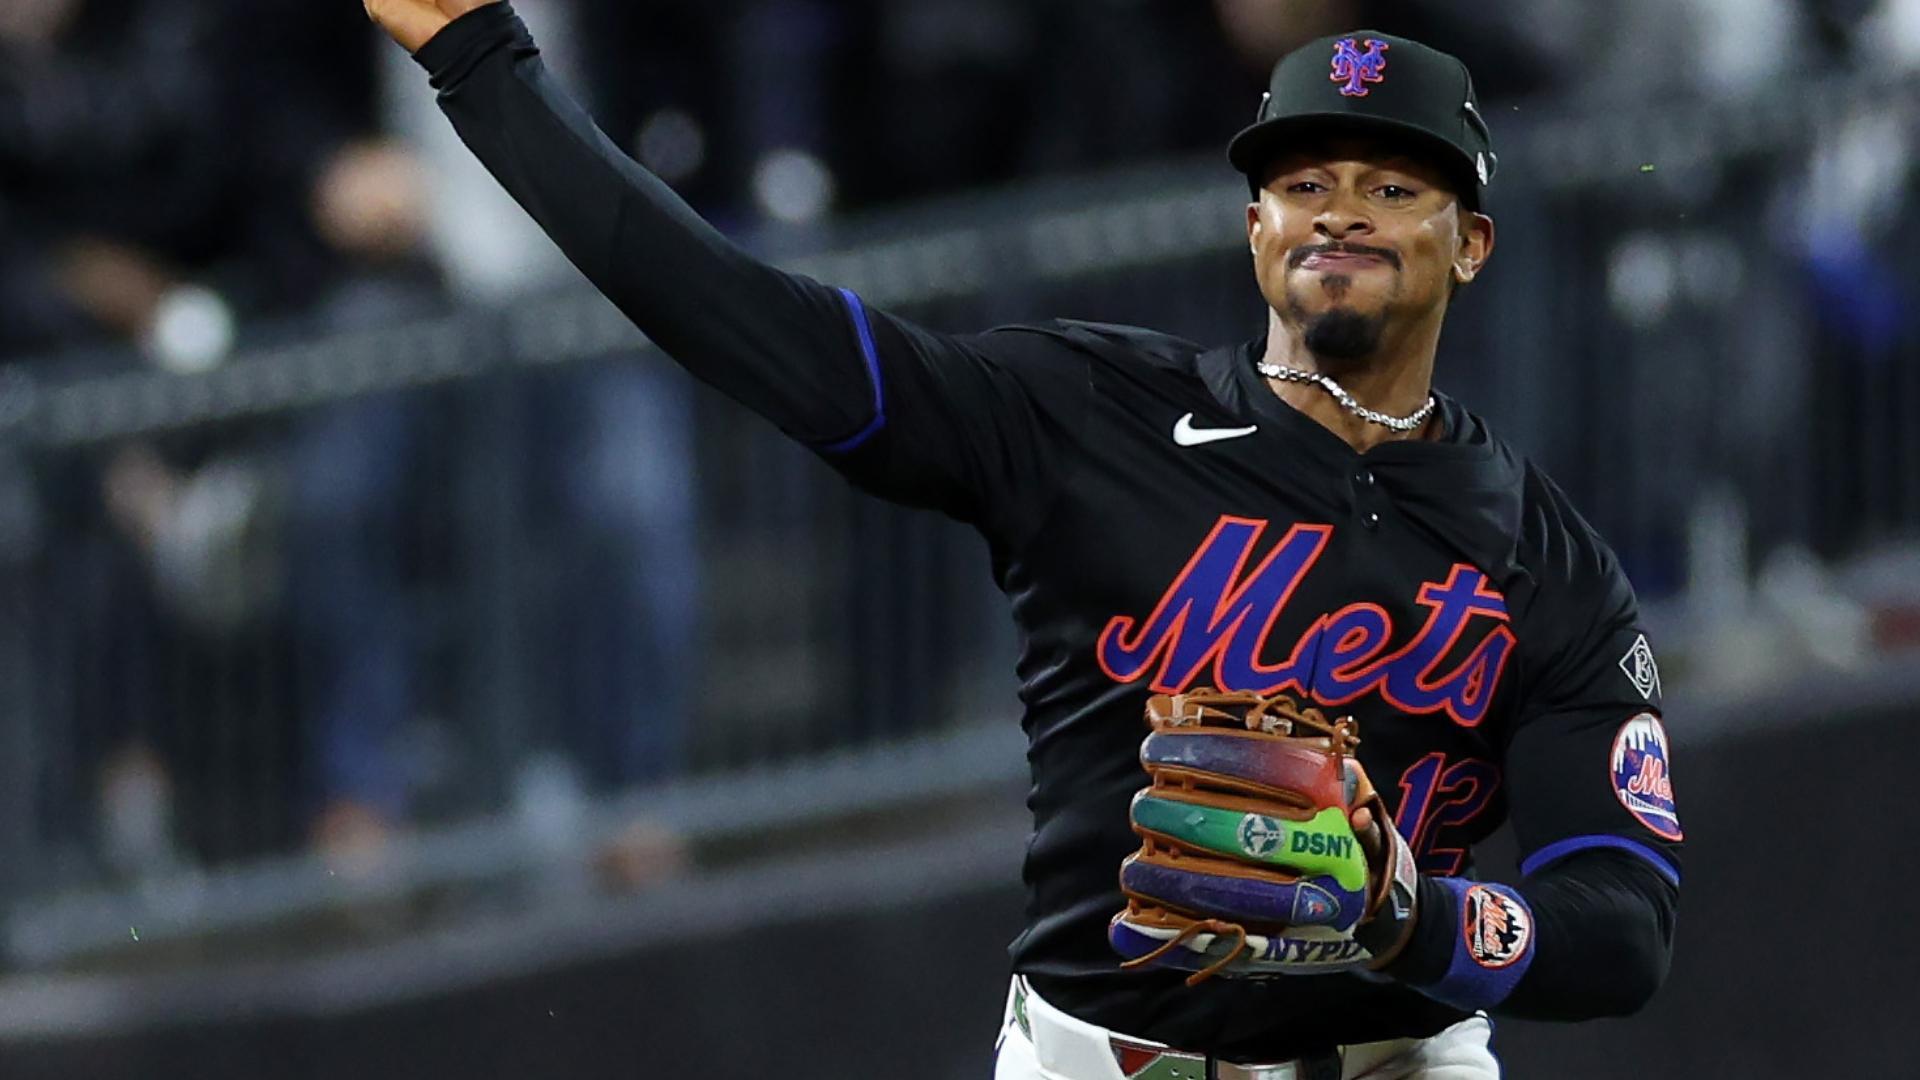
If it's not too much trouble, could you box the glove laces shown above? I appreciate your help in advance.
[1119,917,1250,987]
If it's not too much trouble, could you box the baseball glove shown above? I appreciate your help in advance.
[1108,688,1420,985]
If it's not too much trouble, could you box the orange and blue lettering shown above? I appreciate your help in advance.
[1096,516,1517,726]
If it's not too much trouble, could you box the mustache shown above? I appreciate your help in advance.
[1288,242,1401,271]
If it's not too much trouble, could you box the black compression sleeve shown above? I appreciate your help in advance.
[410,3,879,445]
[1388,849,1677,1019]
[1502,849,1677,1019]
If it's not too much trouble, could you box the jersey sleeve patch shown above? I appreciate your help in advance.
[1610,712,1682,841]
[1617,633,1661,701]
[1462,884,1533,969]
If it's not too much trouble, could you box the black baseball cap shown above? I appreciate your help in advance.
[1227,30,1496,210]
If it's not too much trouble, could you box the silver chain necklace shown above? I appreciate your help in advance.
[1255,361,1436,434]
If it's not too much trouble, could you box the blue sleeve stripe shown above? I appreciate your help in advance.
[815,287,887,454]
[1520,835,1680,887]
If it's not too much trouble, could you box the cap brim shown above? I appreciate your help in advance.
[1227,112,1482,209]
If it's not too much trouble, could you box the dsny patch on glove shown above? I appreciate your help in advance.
[1108,689,1420,985]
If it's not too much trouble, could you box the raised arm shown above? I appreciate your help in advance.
[365,0,886,444]
[364,0,1090,539]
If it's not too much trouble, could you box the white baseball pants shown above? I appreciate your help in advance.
[993,977,1500,1080]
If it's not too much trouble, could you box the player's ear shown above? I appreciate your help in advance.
[1452,209,1494,285]
[1247,199,1264,255]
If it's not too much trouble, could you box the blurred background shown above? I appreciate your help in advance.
[0,0,1915,1076]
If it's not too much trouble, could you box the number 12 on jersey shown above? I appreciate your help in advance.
[1392,753,1501,875]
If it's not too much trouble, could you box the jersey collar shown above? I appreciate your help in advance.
[1197,338,1530,588]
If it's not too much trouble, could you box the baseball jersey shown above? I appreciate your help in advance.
[415,5,1683,1061]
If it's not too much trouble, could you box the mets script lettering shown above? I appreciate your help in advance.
[1627,754,1673,802]
[1096,516,1515,727]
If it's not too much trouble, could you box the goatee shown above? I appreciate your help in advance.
[1302,308,1385,365]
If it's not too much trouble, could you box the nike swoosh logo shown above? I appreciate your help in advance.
[1172,412,1258,447]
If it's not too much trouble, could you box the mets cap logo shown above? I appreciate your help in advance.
[1330,37,1390,97]
[1611,713,1682,841]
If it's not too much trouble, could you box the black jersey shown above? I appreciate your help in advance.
[815,317,1680,1053]
[415,6,1683,1061]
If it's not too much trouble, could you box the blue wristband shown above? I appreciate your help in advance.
[1418,878,1535,1011]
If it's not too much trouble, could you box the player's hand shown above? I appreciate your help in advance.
[1350,804,1381,859]
[363,0,499,53]
[1348,796,1420,970]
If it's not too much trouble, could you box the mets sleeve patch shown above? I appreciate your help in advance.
[1462,884,1532,969]
[1610,712,1682,841]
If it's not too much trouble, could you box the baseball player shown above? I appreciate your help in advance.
[365,3,1684,1076]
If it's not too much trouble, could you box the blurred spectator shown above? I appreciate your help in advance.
[575,0,841,225]
[3,0,269,881]
[288,134,701,875]
[0,0,384,356]
[0,0,238,361]
[281,137,453,865]
[1421,0,1811,104]
[1782,2,1920,559]
[290,90,703,874]
[1212,0,1356,70]
[1213,0,1563,100]
[0,0,702,884]
[574,0,731,213]
[0,0,384,879]
[380,0,579,299]
[510,363,702,808]
[572,0,1252,217]
[981,0,1247,183]
[538,0,1589,224]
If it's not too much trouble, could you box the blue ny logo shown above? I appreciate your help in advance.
[1329,38,1389,97]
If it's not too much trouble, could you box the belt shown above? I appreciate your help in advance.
[1009,978,1344,1080]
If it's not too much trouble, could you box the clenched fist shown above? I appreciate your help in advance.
[363,0,498,53]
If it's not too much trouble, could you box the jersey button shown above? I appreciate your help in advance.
[1363,511,1381,529]
[1356,469,1375,486]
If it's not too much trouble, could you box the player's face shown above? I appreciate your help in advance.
[1246,137,1494,363]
